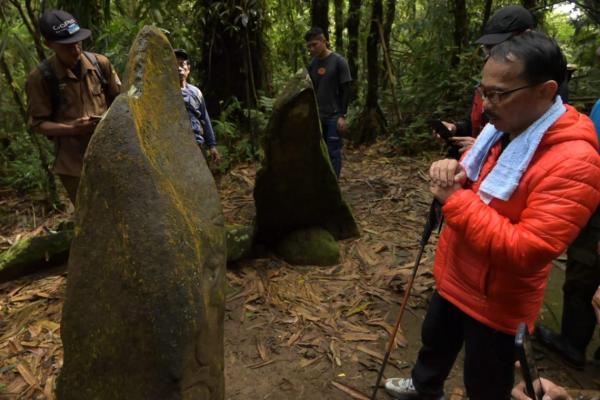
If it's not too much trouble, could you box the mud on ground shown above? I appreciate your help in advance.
[0,142,598,399]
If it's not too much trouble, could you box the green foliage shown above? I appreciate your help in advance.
[0,134,54,194]
[1,0,599,201]
[209,95,274,172]
[380,0,483,152]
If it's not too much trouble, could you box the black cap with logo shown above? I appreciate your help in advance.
[39,10,91,44]
[476,5,535,45]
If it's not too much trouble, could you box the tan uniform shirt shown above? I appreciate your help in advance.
[26,53,121,176]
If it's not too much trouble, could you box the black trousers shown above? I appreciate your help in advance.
[561,255,600,353]
[411,292,516,400]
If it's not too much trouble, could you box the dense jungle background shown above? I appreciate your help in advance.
[1,0,599,207]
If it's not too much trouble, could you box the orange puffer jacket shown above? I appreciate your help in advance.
[435,105,600,335]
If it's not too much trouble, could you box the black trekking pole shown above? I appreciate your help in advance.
[370,199,442,400]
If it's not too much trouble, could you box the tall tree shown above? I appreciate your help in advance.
[346,0,360,99]
[481,0,493,34]
[195,0,269,114]
[579,0,600,25]
[333,0,344,51]
[382,0,396,55]
[311,0,329,35]
[451,0,468,66]
[354,0,386,143]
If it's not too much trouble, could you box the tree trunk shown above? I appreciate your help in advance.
[196,0,269,115]
[346,0,361,99]
[451,0,468,66]
[334,0,344,52]
[354,0,386,144]
[580,0,600,25]
[365,0,382,110]
[382,0,396,57]
[311,0,329,36]
[481,0,493,34]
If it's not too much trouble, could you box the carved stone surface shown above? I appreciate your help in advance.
[253,70,359,248]
[57,26,225,400]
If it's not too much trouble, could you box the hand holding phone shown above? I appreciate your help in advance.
[515,322,544,400]
[429,119,454,141]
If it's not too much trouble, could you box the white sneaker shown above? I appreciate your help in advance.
[384,378,416,396]
[384,378,444,400]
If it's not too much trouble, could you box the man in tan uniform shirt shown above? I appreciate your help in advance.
[26,9,121,204]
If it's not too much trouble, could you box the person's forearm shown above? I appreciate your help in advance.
[200,104,217,147]
[35,121,80,137]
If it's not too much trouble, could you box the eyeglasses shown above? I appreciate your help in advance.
[476,83,540,105]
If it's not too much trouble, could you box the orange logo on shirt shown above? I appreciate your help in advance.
[318,67,326,76]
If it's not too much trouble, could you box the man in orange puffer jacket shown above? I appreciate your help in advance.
[385,32,600,400]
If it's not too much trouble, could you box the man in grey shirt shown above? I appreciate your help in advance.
[306,27,352,178]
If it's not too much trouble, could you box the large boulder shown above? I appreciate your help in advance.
[57,26,226,400]
[253,70,359,248]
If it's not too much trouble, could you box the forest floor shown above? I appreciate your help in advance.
[0,141,599,399]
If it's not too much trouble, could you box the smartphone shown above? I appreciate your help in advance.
[515,322,544,400]
[429,119,453,141]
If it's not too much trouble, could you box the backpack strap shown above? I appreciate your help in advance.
[39,59,61,117]
[83,51,108,86]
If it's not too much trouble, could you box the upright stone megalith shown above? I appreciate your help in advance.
[57,26,226,400]
[254,70,359,256]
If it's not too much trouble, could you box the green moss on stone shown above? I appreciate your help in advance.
[275,228,340,266]
[0,230,73,283]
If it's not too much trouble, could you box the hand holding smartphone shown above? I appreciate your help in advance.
[429,119,453,142]
[515,322,544,400]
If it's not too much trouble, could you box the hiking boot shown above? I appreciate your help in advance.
[384,378,445,400]
[534,324,585,369]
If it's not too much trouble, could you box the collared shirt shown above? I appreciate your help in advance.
[181,83,217,148]
[26,52,121,176]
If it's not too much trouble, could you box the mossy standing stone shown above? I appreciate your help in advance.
[253,70,359,249]
[57,26,226,400]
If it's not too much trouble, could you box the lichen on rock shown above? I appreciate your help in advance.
[57,26,226,400]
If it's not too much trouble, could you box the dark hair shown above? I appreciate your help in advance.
[305,27,327,42]
[489,31,566,89]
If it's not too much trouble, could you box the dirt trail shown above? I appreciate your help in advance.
[0,142,598,399]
